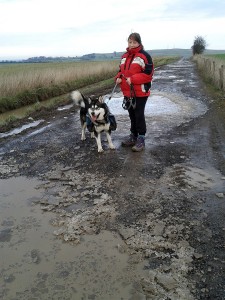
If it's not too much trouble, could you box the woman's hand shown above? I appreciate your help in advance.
[126,77,131,85]
[116,77,131,85]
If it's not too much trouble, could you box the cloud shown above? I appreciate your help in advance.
[0,0,225,59]
[164,0,225,19]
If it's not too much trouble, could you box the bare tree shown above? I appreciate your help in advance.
[191,36,207,55]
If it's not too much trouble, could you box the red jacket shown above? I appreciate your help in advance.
[115,45,154,97]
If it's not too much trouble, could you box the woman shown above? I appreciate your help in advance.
[115,33,154,152]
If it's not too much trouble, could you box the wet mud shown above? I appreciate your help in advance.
[0,177,145,299]
[0,58,225,300]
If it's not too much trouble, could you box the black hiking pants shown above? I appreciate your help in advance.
[128,96,148,137]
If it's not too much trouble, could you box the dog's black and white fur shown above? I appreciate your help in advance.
[71,90,116,153]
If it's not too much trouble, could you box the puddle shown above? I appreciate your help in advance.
[106,92,180,116]
[0,119,44,138]
[0,177,147,299]
[25,123,52,139]
[106,91,207,119]
[57,104,73,111]
[184,166,225,191]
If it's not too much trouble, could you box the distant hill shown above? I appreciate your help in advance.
[108,48,225,59]
[1,48,225,63]
[79,49,193,60]
[150,48,192,58]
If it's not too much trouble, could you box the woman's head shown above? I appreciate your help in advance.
[128,32,143,49]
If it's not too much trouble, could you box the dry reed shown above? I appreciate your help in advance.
[0,61,118,98]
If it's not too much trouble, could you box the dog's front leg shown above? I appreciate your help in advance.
[96,134,104,152]
[106,132,116,150]
[81,123,86,140]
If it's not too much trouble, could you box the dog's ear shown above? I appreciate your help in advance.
[89,95,97,104]
[98,96,104,103]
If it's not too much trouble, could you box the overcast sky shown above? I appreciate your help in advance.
[0,0,225,60]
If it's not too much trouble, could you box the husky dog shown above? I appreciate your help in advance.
[71,90,117,153]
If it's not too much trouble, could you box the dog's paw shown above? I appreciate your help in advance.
[81,137,86,141]
[98,147,104,153]
[109,144,116,150]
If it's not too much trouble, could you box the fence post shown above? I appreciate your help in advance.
[219,65,224,91]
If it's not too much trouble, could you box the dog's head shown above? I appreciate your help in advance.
[88,96,109,123]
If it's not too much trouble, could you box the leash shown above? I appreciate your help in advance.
[106,76,137,110]
[122,83,137,110]
[104,82,118,105]
[109,82,118,100]
[120,74,137,110]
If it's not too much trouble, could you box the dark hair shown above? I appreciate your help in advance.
[128,32,142,45]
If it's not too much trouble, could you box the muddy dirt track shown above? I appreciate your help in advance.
[0,58,225,300]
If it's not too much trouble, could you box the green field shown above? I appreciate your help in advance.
[213,54,225,60]
[207,54,225,60]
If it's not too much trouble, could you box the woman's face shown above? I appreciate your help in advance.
[128,38,140,49]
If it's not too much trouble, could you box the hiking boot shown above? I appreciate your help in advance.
[132,136,145,152]
[121,134,137,147]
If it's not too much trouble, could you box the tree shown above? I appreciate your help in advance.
[191,36,207,55]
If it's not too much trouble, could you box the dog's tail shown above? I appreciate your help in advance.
[71,90,86,108]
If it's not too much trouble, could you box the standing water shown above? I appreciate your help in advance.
[0,177,147,299]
